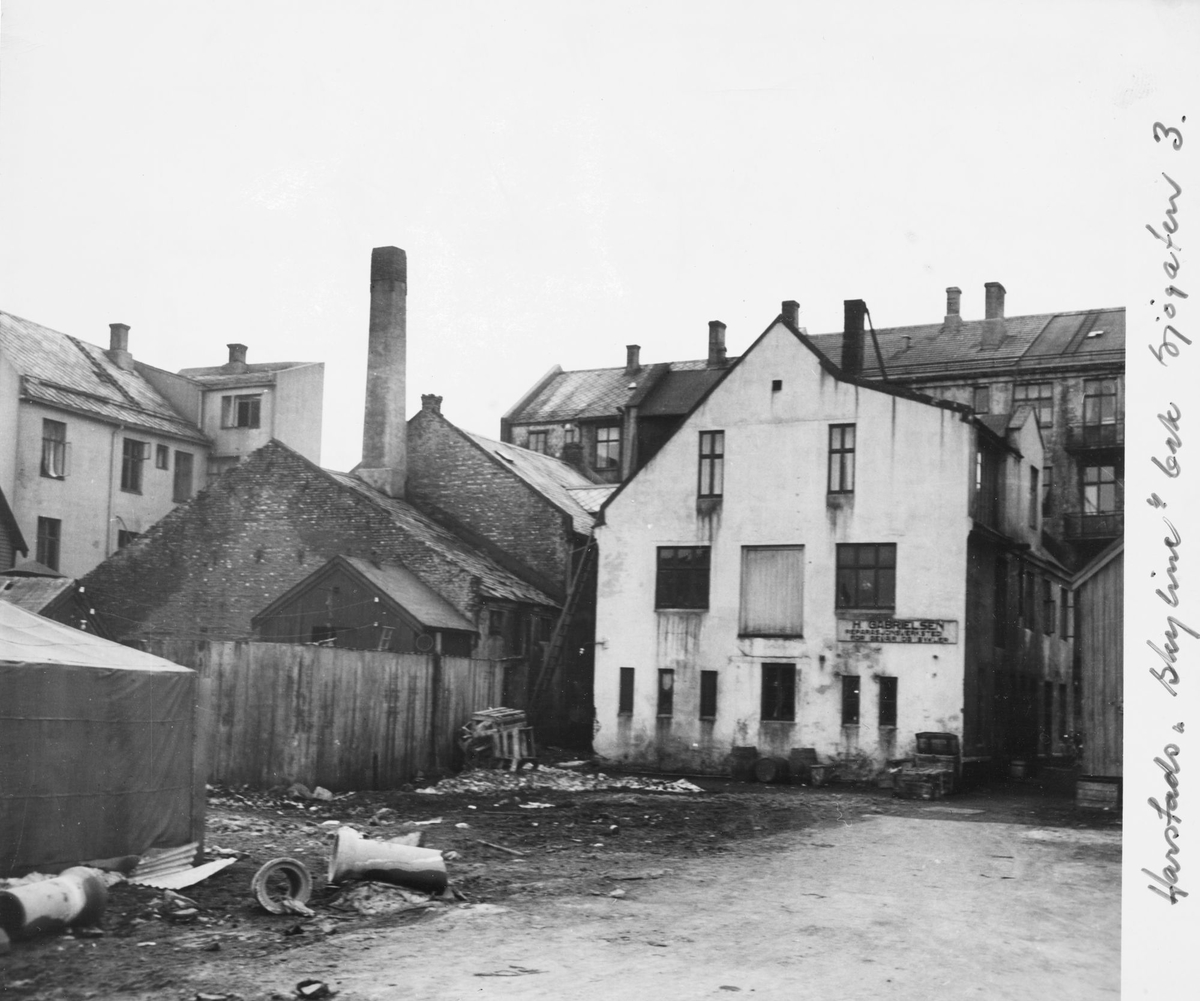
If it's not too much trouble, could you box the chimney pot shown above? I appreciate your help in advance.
[781,301,800,328]
[625,344,641,372]
[421,393,442,415]
[945,287,962,317]
[227,343,248,365]
[707,322,727,368]
[841,300,866,378]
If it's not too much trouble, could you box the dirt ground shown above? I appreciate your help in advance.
[0,766,1120,1001]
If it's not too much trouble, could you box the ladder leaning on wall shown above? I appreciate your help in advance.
[529,536,597,707]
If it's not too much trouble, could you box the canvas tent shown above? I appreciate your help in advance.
[0,602,201,875]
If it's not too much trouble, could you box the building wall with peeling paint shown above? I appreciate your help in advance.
[594,321,980,773]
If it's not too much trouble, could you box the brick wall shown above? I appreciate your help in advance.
[80,440,497,643]
[406,409,577,591]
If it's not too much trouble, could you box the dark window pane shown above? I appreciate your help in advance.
[879,677,898,727]
[618,668,635,715]
[700,671,718,719]
[761,663,796,722]
[842,675,861,725]
[657,669,674,717]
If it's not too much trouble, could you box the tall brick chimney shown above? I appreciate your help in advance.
[625,345,641,373]
[781,301,800,328]
[981,281,1006,349]
[841,300,866,377]
[707,322,727,368]
[357,246,408,498]
[107,323,134,371]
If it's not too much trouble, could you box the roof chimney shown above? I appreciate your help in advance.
[841,300,866,378]
[225,343,248,373]
[707,322,727,368]
[944,287,962,328]
[981,281,1006,349]
[421,393,442,416]
[107,323,134,371]
[781,301,800,328]
[357,246,408,498]
[625,344,641,373]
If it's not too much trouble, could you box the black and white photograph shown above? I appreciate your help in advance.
[0,1,1196,998]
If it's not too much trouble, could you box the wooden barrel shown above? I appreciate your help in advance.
[729,746,759,782]
[753,756,791,784]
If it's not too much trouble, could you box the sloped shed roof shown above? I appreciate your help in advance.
[341,557,476,631]
[0,601,189,671]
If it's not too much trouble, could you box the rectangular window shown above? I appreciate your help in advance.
[1042,578,1056,635]
[827,424,856,494]
[1042,465,1054,517]
[41,419,67,479]
[1058,682,1068,738]
[173,451,194,502]
[1013,383,1054,427]
[618,668,635,715]
[155,444,170,469]
[527,430,548,454]
[972,385,991,414]
[841,675,861,725]
[595,424,621,470]
[699,670,718,720]
[878,677,898,728]
[655,546,711,610]
[1021,571,1037,628]
[563,425,579,445]
[1082,465,1119,514]
[1082,378,1118,427]
[657,669,675,717]
[36,516,61,571]
[761,663,796,722]
[739,545,804,636]
[121,438,147,493]
[221,394,262,429]
[698,430,724,498]
[835,543,896,610]
[1029,466,1039,529]
[117,529,140,549]
[1060,586,1070,640]
[973,446,1001,527]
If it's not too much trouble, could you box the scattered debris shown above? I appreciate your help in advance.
[606,869,666,881]
[158,890,201,922]
[327,883,436,918]
[473,965,545,977]
[131,857,238,890]
[127,843,199,883]
[295,979,334,998]
[518,802,555,809]
[473,839,526,857]
[417,766,703,796]
[251,858,314,916]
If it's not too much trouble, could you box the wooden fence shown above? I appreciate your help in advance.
[151,640,504,791]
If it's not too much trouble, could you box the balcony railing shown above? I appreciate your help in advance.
[1065,421,1124,451]
[1064,511,1124,539]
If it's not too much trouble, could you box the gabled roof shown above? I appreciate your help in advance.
[461,430,600,536]
[0,311,209,444]
[598,312,972,519]
[805,306,1125,379]
[327,468,557,608]
[507,357,737,425]
[253,555,476,633]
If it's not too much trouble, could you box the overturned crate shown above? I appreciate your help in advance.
[893,732,962,800]
[460,708,537,771]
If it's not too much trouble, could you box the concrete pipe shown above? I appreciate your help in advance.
[328,827,447,894]
[0,867,108,939]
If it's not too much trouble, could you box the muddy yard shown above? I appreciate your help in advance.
[1,768,1120,1001]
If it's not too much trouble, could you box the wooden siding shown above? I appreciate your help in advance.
[1077,552,1123,776]
[149,640,503,790]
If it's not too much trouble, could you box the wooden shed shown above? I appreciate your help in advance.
[251,554,477,657]
[1071,539,1122,808]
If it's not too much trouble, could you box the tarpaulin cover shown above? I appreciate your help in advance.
[0,602,197,875]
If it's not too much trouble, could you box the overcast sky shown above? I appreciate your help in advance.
[1,0,1191,471]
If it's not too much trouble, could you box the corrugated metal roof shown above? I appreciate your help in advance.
[328,472,557,608]
[463,431,597,536]
[342,557,476,632]
[805,307,1125,377]
[0,312,210,443]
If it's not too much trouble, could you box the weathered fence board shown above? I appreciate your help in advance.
[148,640,503,791]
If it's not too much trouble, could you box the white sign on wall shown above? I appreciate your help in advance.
[836,618,959,644]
